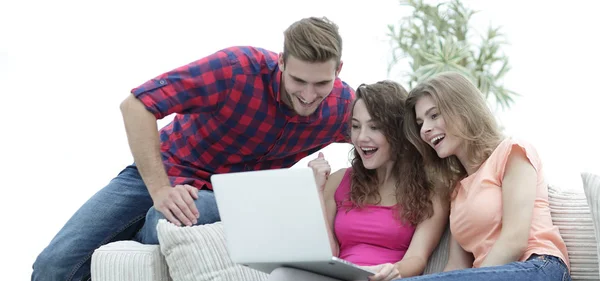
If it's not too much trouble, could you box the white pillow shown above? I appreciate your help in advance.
[157,220,269,281]
[581,173,600,279]
[548,184,599,280]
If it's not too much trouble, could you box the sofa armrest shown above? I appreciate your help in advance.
[581,172,600,278]
[91,240,171,281]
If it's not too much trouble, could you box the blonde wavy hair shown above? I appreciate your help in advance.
[403,72,504,198]
[283,17,342,65]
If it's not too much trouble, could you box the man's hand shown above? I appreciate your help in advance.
[151,184,200,226]
[307,152,331,191]
[361,263,401,281]
[120,94,199,226]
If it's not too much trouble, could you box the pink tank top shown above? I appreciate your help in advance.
[334,168,416,266]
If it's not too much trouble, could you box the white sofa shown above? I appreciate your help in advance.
[91,173,600,281]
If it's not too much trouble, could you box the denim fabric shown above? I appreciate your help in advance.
[135,189,220,244]
[31,165,221,281]
[398,255,571,281]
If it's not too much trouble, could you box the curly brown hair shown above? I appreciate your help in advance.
[348,80,434,225]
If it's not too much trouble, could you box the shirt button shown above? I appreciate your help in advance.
[159,80,166,85]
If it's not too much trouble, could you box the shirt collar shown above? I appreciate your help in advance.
[272,66,282,103]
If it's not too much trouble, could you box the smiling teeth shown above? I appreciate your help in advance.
[431,135,444,145]
[298,97,310,104]
[361,147,376,151]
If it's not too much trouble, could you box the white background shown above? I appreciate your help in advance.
[1,0,599,279]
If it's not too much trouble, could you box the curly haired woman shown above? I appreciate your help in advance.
[269,80,449,281]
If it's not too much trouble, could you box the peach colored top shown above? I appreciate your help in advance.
[449,138,569,269]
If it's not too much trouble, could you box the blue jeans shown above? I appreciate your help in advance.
[31,165,221,281]
[398,255,570,281]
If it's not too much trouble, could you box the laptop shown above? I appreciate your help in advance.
[211,168,376,281]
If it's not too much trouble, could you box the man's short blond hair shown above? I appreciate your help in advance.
[283,17,343,66]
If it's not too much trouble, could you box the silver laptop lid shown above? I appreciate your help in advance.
[211,168,333,264]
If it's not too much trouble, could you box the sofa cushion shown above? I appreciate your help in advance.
[548,183,599,280]
[581,172,600,278]
[91,240,171,281]
[422,225,450,274]
[157,220,269,281]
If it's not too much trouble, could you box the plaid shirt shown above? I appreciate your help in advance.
[131,46,355,189]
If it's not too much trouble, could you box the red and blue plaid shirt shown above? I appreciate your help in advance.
[131,46,355,189]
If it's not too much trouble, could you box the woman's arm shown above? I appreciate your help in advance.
[442,235,474,272]
[392,192,450,277]
[479,146,537,267]
[319,168,346,257]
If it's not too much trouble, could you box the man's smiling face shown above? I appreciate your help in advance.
[279,54,342,116]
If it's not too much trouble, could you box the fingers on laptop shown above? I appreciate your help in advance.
[367,263,400,281]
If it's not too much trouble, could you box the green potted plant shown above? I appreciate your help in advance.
[387,0,518,109]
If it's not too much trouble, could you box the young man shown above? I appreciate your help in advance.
[32,17,355,281]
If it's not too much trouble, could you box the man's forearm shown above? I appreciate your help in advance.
[120,94,171,196]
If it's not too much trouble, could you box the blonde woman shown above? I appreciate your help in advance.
[398,72,570,281]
